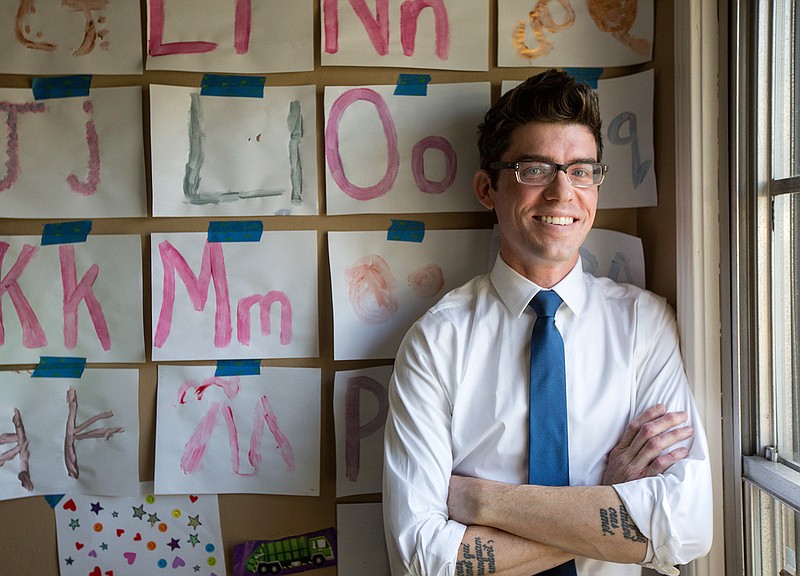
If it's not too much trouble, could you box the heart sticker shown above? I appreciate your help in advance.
[123,552,136,565]
[133,533,142,541]
[88,550,97,558]
[116,529,125,537]
[62,499,77,511]
[172,556,186,568]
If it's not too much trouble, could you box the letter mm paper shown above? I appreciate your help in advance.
[150,231,318,361]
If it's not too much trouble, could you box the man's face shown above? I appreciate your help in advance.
[474,122,599,287]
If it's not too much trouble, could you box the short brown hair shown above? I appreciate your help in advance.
[477,69,603,174]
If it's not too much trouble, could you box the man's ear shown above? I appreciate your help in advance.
[473,169,495,210]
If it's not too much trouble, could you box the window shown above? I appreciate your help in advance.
[731,1,800,575]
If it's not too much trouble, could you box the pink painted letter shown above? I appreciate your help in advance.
[345,376,388,482]
[154,240,232,349]
[0,242,46,349]
[59,244,111,351]
[326,88,399,201]
[237,291,293,346]
[324,0,390,55]
[400,0,450,60]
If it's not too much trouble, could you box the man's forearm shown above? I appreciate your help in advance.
[450,478,648,564]
[455,525,573,576]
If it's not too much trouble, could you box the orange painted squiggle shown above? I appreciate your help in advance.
[345,254,398,325]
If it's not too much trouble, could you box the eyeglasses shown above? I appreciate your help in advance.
[488,160,608,188]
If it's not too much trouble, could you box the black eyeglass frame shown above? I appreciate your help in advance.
[488,160,609,188]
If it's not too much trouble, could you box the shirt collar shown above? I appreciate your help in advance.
[489,254,587,318]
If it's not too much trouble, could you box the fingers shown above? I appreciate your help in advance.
[628,407,689,457]
[616,404,667,449]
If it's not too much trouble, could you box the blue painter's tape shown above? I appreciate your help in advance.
[207,221,263,243]
[32,75,92,100]
[44,494,65,508]
[41,220,92,245]
[388,220,425,243]
[32,357,87,379]
[563,68,603,89]
[215,359,261,377]
[394,74,432,96]
[201,74,266,98]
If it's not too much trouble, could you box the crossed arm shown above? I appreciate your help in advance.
[446,405,694,575]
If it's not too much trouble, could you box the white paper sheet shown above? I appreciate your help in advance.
[150,231,319,361]
[0,368,139,501]
[498,0,653,67]
[155,365,321,496]
[0,1,142,75]
[321,0,489,71]
[0,86,147,219]
[334,365,392,497]
[55,490,226,576]
[0,234,144,364]
[502,69,657,209]
[329,229,493,360]
[580,228,646,289]
[146,0,313,73]
[150,84,318,217]
[336,503,390,576]
[597,70,657,209]
[324,83,489,215]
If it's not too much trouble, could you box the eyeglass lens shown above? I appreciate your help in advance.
[518,161,603,186]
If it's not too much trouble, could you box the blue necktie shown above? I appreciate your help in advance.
[529,290,577,576]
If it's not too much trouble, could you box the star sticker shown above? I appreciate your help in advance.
[69,518,80,530]
[188,534,200,547]
[193,566,200,572]
[112,511,119,518]
[168,537,181,551]
[132,505,146,520]
[90,501,103,515]
[100,542,109,551]
[65,557,74,566]
[148,513,160,527]
[187,515,202,529]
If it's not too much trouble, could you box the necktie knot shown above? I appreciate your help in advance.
[531,290,562,318]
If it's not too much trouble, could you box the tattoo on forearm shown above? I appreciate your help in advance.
[599,504,647,543]
[456,537,496,575]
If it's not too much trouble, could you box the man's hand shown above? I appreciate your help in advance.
[602,404,694,485]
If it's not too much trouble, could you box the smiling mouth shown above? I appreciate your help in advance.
[535,216,575,225]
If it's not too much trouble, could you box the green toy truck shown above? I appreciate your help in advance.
[245,534,335,574]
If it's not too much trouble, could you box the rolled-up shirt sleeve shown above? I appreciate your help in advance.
[613,294,714,574]
[383,315,466,576]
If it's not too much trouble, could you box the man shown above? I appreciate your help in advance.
[383,69,712,576]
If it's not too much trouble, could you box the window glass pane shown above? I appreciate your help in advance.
[773,193,800,468]
[772,0,800,179]
[750,485,799,576]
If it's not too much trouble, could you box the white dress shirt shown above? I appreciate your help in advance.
[383,255,713,576]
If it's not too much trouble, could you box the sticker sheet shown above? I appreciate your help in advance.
[0,86,147,219]
[0,234,145,364]
[0,368,139,500]
[321,0,489,71]
[150,84,318,217]
[333,366,392,497]
[498,0,653,67]
[155,365,321,496]
[55,490,226,576]
[329,229,493,360]
[150,231,318,361]
[146,0,314,73]
[324,82,489,215]
[0,1,143,75]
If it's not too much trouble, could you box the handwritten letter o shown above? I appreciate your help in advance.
[326,88,400,201]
